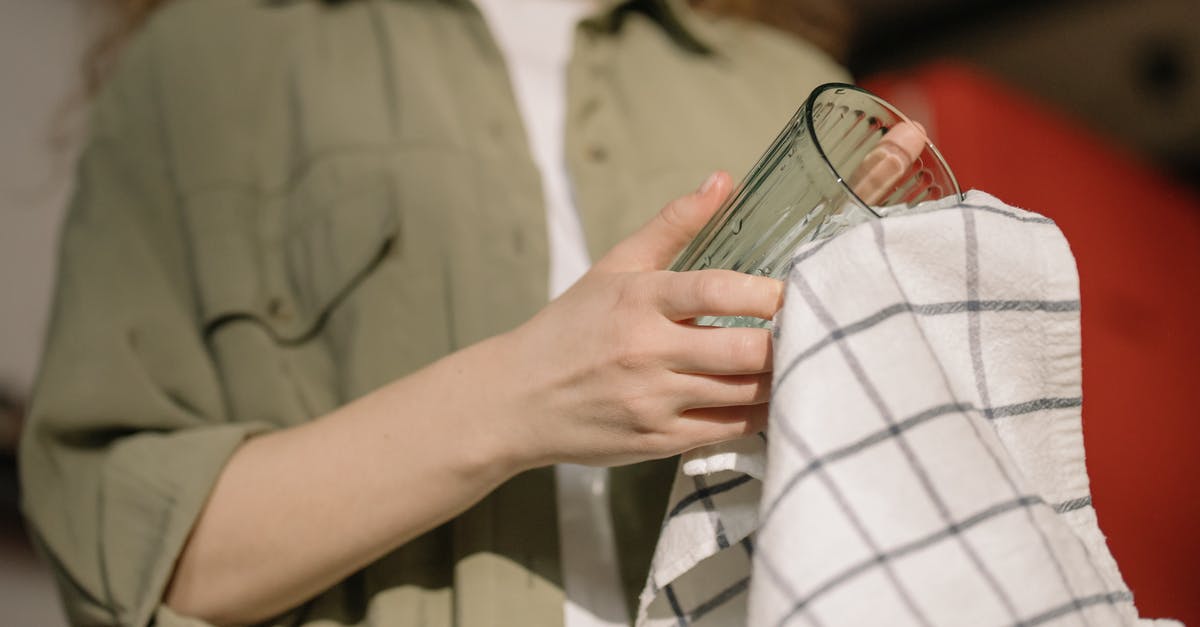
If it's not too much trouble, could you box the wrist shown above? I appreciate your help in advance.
[424,331,545,480]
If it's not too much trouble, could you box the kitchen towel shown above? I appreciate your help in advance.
[638,191,1176,627]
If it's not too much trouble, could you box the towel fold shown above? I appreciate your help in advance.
[638,191,1177,627]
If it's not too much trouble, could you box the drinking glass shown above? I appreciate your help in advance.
[670,83,962,328]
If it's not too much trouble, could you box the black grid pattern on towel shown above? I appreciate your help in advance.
[649,205,1130,627]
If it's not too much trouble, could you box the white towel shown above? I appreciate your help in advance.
[638,191,1179,627]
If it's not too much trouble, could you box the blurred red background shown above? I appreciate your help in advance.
[865,63,1200,626]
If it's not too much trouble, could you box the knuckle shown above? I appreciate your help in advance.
[612,274,659,317]
[623,392,660,423]
[611,276,641,311]
[632,431,675,459]
[613,327,658,372]
[693,421,747,449]
[614,349,649,373]
[657,198,691,234]
[615,320,673,373]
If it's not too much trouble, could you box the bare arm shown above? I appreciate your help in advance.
[164,172,782,624]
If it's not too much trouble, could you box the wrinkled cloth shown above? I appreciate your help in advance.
[19,1,850,624]
[639,191,1178,627]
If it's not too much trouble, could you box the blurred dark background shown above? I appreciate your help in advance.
[1,0,1196,624]
[848,0,1200,190]
[845,2,1200,625]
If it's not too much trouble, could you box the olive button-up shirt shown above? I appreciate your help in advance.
[19,0,848,625]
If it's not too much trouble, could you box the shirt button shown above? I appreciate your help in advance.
[577,98,601,120]
[586,144,608,163]
[266,297,292,321]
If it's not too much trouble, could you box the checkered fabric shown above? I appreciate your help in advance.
[637,191,1177,627]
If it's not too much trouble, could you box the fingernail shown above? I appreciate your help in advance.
[698,172,719,195]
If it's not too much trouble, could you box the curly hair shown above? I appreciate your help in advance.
[86,0,172,95]
[690,0,852,60]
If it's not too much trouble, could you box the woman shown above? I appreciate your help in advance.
[20,0,849,625]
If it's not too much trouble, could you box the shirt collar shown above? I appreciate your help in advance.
[418,0,713,54]
[321,0,710,46]
[582,0,714,54]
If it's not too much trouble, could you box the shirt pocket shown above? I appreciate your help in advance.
[181,154,400,343]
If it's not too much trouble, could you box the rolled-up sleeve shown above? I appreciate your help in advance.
[18,35,270,627]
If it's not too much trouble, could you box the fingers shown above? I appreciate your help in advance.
[666,325,773,375]
[596,171,733,272]
[676,404,769,447]
[674,372,771,410]
[655,270,784,322]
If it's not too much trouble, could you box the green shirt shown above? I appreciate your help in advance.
[20,0,847,625]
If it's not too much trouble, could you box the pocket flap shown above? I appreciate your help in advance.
[184,160,399,342]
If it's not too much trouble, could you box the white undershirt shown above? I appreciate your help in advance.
[471,2,629,627]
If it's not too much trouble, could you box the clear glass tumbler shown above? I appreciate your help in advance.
[670,83,962,328]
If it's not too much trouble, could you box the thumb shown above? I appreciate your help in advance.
[596,171,733,272]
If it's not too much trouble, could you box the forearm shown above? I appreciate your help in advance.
[161,172,777,624]
[164,334,526,625]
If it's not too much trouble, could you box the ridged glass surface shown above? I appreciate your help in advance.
[670,84,962,328]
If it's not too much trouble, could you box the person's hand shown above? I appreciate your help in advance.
[495,172,783,468]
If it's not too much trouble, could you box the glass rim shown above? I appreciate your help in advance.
[802,82,964,217]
